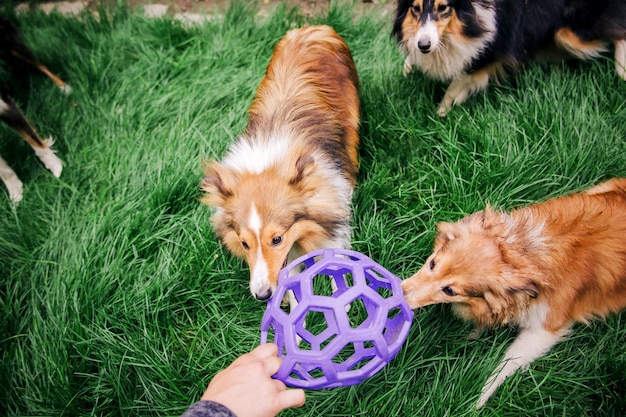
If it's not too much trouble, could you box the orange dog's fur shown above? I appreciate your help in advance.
[201,26,360,306]
[402,178,626,408]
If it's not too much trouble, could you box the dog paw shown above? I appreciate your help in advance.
[4,175,23,204]
[437,103,450,117]
[467,326,484,341]
[59,84,72,95]
[34,138,63,178]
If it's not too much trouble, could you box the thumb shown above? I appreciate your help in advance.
[277,389,306,410]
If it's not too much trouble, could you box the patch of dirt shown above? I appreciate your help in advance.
[13,1,396,24]
[106,0,396,19]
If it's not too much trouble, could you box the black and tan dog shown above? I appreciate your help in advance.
[393,0,626,116]
[0,16,69,204]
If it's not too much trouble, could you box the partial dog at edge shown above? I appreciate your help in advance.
[402,178,626,408]
[201,25,360,308]
[392,0,626,116]
[0,16,69,204]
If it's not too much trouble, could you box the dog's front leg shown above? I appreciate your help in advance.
[0,156,23,203]
[616,40,626,80]
[438,70,490,117]
[0,97,63,178]
[403,55,414,77]
[476,326,569,408]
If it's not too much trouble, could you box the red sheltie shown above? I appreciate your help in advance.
[0,16,68,204]
[201,25,360,305]
[392,0,626,116]
[402,178,626,408]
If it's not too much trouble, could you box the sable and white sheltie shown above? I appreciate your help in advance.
[0,16,68,203]
[392,0,626,116]
[402,178,626,408]
[201,25,360,305]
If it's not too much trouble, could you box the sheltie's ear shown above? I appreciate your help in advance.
[201,161,236,207]
[436,221,458,243]
[288,155,315,188]
[483,280,539,318]
[508,280,539,299]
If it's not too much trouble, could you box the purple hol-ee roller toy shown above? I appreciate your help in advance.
[260,248,414,389]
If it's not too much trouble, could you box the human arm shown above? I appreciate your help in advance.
[182,343,305,417]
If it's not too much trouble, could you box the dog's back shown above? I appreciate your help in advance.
[505,178,626,328]
[246,25,360,184]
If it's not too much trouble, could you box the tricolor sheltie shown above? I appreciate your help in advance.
[401,178,626,408]
[392,0,626,116]
[0,16,68,204]
[201,25,360,305]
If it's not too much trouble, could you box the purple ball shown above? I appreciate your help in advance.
[260,248,413,389]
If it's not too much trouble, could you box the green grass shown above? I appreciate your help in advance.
[1,2,625,416]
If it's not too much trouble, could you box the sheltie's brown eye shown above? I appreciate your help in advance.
[442,286,455,296]
[437,4,449,13]
[429,258,436,270]
[411,5,421,15]
[241,241,250,250]
[271,236,283,246]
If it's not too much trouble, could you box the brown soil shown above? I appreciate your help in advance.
[107,0,395,19]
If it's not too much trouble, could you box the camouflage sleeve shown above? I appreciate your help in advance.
[180,400,238,417]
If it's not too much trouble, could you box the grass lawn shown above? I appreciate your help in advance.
[1,2,625,416]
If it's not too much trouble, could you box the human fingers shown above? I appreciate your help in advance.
[271,378,287,392]
[250,343,278,359]
[229,344,278,368]
[261,355,283,376]
[277,388,306,410]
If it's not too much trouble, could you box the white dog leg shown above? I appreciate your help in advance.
[32,137,62,178]
[615,40,626,80]
[438,71,490,117]
[476,326,569,409]
[0,156,23,204]
[403,55,414,77]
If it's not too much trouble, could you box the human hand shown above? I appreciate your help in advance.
[201,343,305,417]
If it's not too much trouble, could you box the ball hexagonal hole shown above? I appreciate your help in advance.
[311,273,339,297]
[308,368,325,379]
[347,294,382,330]
[347,297,368,329]
[331,341,377,373]
[303,309,329,336]
[375,286,392,299]
[365,269,392,292]
[279,283,303,313]
[291,362,326,381]
[382,307,406,343]
[294,307,338,349]
[311,268,353,297]
[349,355,375,371]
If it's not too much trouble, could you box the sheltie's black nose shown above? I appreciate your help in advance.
[418,38,431,53]
[255,289,272,301]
